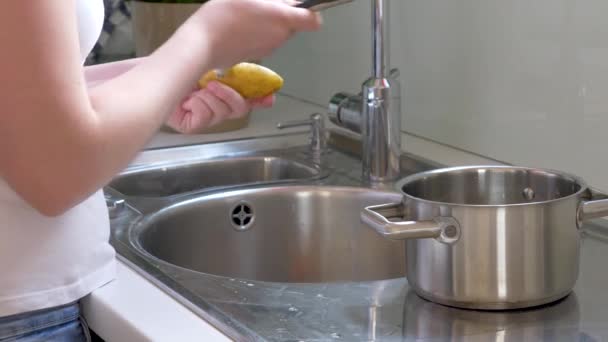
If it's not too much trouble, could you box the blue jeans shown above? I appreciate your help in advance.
[0,302,91,342]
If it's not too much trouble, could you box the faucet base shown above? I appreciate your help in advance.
[362,75,401,183]
[327,70,402,184]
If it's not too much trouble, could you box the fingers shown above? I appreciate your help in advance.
[167,80,278,134]
[206,81,250,118]
[178,94,215,134]
[165,106,188,133]
[250,94,275,108]
[194,88,232,127]
[206,81,275,112]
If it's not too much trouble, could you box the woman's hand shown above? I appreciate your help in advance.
[166,81,274,134]
[187,0,322,69]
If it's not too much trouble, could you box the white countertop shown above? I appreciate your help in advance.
[82,95,502,342]
[82,262,230,342]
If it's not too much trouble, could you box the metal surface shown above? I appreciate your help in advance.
[328,70,400,137]
[580,192,608,221]
[326,0,401,183]
[132,186,405,283]
[362,76,401,183]
[365,0,400,183]
[361,202,461,244]
[277,113,327,161]
[372,0,389,79]
[229,202,255,231]
[109,155,321,198]
[105,195,125,219]
[401,291,584,341]
[328,92,362,133]
[106,132,608,341]
[398,165,586,206]
[295,0,354,11]
[363,165,608,310]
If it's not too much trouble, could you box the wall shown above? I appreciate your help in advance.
[264,0,608,191]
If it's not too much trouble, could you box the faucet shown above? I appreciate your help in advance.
[328,0,401,183]
[277,113,327,163]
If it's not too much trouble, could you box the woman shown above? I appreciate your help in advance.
[0,0,321,340]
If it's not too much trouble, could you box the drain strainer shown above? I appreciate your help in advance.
[230,202,255,231]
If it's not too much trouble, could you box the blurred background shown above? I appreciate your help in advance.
[85,0,134,64]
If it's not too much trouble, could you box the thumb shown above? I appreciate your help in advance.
[276,5,323,32]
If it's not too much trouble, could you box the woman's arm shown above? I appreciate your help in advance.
[0,0,320,216]
[85,58,275,134]
[84,57,145,87]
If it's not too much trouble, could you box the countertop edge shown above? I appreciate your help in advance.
[81,262,231,342]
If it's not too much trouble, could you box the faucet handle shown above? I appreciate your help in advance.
[277,113,327,153]
[277,113,322,129]
[104,193,125,219]
[277,113,324,131]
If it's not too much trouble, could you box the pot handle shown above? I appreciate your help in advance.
[579,188,608,223]
[361,202,461,243]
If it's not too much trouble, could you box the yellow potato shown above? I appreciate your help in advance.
[198,63,284,99]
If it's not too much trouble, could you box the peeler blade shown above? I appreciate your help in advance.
[296,0,354,12]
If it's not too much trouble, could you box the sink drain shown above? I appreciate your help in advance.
[230,202,255,231]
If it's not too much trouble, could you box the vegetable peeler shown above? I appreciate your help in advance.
[296,0,354,11]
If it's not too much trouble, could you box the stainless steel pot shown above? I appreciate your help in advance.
[361,166,608,310]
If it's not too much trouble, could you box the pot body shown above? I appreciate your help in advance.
[404,194,580,310]
[401,166,585,309]
[362,166,608,310]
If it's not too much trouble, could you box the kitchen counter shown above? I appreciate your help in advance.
[84,226,608,341]
[82,94,608,341]
[81,262,230,342]
[111,223,608,341]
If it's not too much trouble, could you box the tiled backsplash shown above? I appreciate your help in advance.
[264,0,608,191]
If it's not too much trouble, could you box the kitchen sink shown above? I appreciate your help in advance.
[109,156,321,198]
[106,131,445,340]
[130,186,405,283]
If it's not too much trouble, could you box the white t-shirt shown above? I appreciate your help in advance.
[0,0,116,317]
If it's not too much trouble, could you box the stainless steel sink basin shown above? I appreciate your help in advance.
[109,156,320,198]
[131,186,405,283]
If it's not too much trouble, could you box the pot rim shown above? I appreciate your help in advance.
[396,165,589,208]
